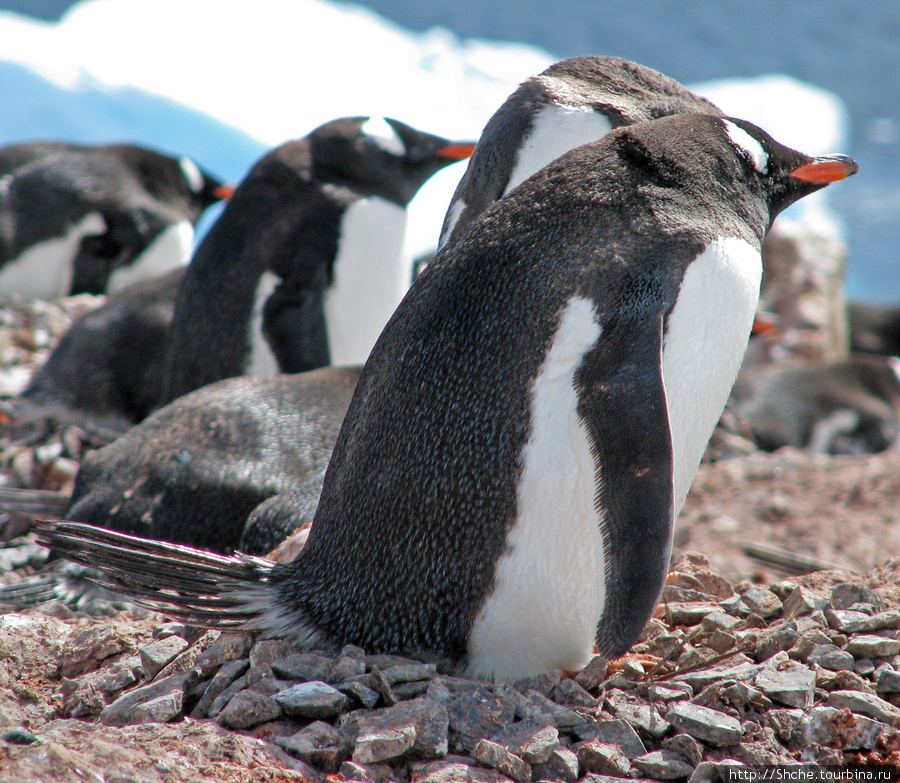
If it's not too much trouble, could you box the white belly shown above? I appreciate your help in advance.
[503,104,614,196]
[244,270,281,376]
[466,296,605,682]
[324,197,409,366]
[662,236,762,513]
[108,220,194,293]
[0,212,105,300]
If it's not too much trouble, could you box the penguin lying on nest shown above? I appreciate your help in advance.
[2,56,725,558]
[38,113,857,681]
[732,354,900,455]
[15,118,474,429]
[0,141,228,300]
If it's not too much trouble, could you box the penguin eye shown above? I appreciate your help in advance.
[361,117,407,157]
[722,120,769,174]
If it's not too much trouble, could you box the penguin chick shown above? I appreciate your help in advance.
[38,115,857,681]
[0,141,227,299]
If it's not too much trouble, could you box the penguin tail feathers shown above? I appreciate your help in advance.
[0,486,71,520]
[0,560,107,609]
[33,519,275,628]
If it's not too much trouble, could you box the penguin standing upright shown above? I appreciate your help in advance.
[161,116,475,405]
[41,114,857,680]
[17,118,474,426]
[439,56,723,246]
[0,142,228,299]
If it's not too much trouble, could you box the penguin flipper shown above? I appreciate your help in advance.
[239,472,325,556]
[576,321,674,658]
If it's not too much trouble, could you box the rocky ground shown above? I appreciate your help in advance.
[1,295,900,781]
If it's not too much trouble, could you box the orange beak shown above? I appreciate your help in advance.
[439,142,477,161]
[751,312,779,337]
[789,154,859,184]
[214,183,236,200]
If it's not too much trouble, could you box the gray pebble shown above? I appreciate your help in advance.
[490,718,558,764]
[842,609,900,634]
[275,720,352,773]
[876,667,900,693]
[610,699,670,739]
[531,746,580,783]
[791,706,892,751]
[846,634,900,658]
[447,686,516,752]
[473,738,531,782]
[512,670,564,698]
[549,677,597,708]
[754,662,816,709]
[99,670,198,727]
[328,654,367,684]
[368,666,398,707]
[781,586,829,620]
[340,680,381,709]
[826,689,900,725]
[275,680,354,718]
[665,701,743,746]
[573,718,647,758]
[206,674,248,718]
[831,583,885,612]
[632,749,695,779]
[807,643,855,671]
[662,733,704,766]
[271,652,335,682]
[575,739,633,777]
[216,689,282,729]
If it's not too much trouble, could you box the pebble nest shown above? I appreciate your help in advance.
[2,296,900,781]
[1,551,899,781]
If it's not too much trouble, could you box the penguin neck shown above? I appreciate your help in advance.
[245,270,282,376]
[106,220,193,293]
[160,197,293,402]
[323,196,410,365]
[662,236,762,512]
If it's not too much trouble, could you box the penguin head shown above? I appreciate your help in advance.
[716,116,858,223]
[440,56,723,246]
[308,116,475,207]
[603,114,858,238]
[106,144,229,221]
[536,56,723,124]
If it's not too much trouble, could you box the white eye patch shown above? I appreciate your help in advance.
[361,117,406,156]
[722,120,769,173]
[179,156,205,193]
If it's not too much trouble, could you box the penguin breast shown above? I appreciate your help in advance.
[662,236,763,512]
[465,295,606,682]
[324,196,409,366]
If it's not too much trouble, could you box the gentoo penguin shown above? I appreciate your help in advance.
[0,142,228,299]
[38,114,858,680]
[439,55,722,246]
[3,60,719,556]
[62,367,361,554]
[161,116,475,405]
[848,300,900,356]
[16,118,474,425]
[19,269,183,431]
[731,355,900,454]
